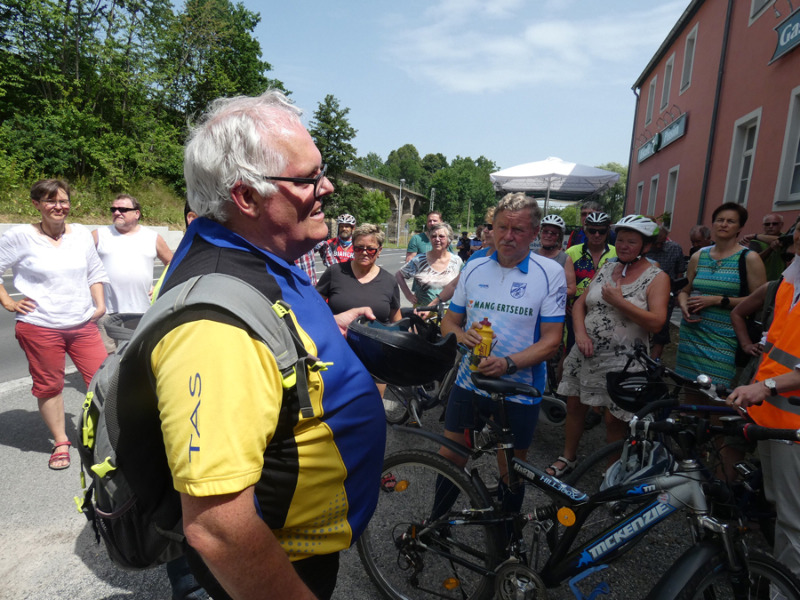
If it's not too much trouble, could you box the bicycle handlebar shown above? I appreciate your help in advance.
[629,417,800,443]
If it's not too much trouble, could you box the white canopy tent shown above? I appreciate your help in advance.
[490,157,621,215]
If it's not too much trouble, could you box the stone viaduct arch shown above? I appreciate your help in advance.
[339,170,429,245]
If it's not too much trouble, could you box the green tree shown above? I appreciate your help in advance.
[430,155,497,230]
[359,190,391,225]
[594,162,627,222]
[385,144,426,191]
[308,94,357,177]
[352,152,389,179]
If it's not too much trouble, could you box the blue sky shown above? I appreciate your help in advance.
[243,0,690,172]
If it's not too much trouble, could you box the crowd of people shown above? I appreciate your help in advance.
[2,88,800,598]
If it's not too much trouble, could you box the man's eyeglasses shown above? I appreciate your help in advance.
[261,164,328,199]
[483,223,493,231]
[586,228,608,236]
[110,207,137,214]
[353,245,379,256]
[40,199,70,207]
[763,222,781,226]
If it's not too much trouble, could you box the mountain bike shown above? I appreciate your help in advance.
[358,371,800,599]
[382,303,567,428]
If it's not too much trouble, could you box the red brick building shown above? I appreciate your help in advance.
[626,0,800,249]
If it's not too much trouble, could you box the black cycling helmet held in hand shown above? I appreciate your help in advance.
[347,316,458,386]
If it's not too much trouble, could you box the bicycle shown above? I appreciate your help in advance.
[564,340,776,546]
[357,371,800,599]
[382,302,567,428]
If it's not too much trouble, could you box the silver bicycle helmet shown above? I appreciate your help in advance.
[584,212,611,226]
[337,214,356,226]
[540,214,566,232]
[612,215,660,238]
[600,437,673,491]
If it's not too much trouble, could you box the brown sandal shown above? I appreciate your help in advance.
[49,441,72,470]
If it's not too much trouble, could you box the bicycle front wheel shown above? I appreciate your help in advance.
[357,449,501,600]
[671,549,800,599]
[384,385,411,424]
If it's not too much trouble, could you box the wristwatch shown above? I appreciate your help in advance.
[719,296,731,308]
[763,378,778,396]
[505,356,518,375]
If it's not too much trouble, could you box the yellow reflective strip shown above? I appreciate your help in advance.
[74,496,85,513]
[90,458,117,478]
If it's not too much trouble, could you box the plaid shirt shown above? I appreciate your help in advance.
[647,239,684,281]
[294,249,318,285]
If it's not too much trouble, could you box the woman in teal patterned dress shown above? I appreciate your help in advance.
[676,203,766,387]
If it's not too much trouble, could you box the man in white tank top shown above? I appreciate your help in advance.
[92,194,174,351]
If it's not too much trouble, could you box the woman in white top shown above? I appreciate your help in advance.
[396,222,462,309]
[0,180,109,470]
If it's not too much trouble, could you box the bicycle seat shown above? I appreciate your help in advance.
[470,373,539,398]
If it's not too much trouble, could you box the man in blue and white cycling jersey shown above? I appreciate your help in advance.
[436,192,567,519]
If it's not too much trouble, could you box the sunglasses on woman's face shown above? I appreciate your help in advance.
[586,228,608,236]
[353,245,379,256]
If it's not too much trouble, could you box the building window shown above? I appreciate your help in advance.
[661,55,674,112]
[680,24,698,93]
[775,86,800,206]
[648,175,659,215]
[635,182,644,214]
[724,109,761,207]
[665,166,679,217]
[646,76,657,125]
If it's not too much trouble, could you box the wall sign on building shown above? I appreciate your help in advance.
[636,113,688,163]
[771,8,800,64]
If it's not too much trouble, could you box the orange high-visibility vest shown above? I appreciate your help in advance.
[750,279,800,430]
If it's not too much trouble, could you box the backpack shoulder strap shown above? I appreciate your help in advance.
[131,273,320,418]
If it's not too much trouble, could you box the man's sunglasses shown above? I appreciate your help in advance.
[763,222,781,226]
[110,207,137,214]
[586,228,608,235]
[483,223,493,231]
[261,164,328,199]
[353,245,379,256]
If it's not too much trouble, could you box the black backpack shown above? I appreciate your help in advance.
[75,273,317,569]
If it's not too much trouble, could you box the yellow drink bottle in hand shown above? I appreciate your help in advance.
[469,318,493,371]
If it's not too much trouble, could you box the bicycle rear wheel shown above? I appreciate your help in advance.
[357,449,501,600]
[668,549,800,599]
[384,385,412,424]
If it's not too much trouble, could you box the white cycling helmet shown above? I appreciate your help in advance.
[584,212,611,226]
[612,214,660,238]
[337,214,356,226]
[540,214,566,232]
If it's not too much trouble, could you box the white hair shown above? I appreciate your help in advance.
[183,89,303,222]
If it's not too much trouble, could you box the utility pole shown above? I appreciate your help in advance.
[396,179,405,246]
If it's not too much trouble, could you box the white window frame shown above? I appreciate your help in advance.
[774,85,800,207]
[665,166,679,217]
[648,175,659,215]
[749,0,774,24]
[661,55,675,112]
[635,182,644,214]
[645,76,657,125]
[723,108,762,207]
[680,23,698,93]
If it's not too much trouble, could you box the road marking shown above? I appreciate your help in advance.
[0,366,78,394]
